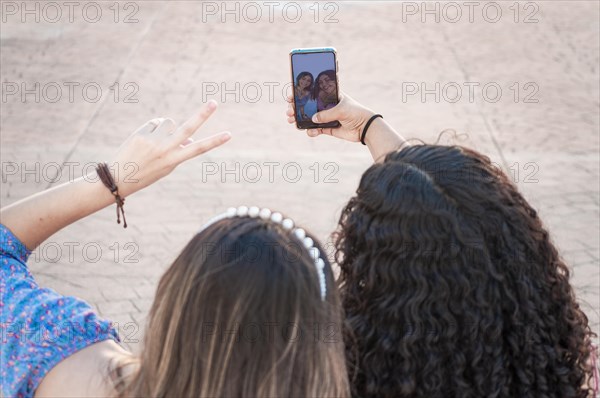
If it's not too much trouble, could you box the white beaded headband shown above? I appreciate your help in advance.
[198,206,327,301]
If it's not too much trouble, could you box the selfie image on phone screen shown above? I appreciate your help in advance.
[290,48,341,129]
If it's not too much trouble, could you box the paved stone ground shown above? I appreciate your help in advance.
[1,1,598,353]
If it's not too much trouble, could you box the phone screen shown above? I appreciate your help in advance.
[290,49,340,130]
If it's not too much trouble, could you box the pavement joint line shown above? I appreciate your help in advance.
[440,27,510,172]
[48,2,169,189]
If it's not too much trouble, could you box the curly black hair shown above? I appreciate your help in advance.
[335,144,597,398]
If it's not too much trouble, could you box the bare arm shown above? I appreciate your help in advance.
[362,117,407,163]
[1,175,121,251]
[1,101,231,250]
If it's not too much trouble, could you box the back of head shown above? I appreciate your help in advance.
[336,144,596,397]
[120,212,349,397]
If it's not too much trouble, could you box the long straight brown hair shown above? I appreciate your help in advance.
[113,215,349,397]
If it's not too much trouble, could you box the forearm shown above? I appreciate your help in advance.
[1,101,229,252]
[363,117,408,163]
[0,174,116,251]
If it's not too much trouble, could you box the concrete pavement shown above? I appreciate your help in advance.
[1,0,598,353]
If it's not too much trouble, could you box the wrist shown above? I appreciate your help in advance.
[357,108,377,134]
[363,118,407,163]
[104,160,142,197]
[96,162,129,228]
[360,114,384,146]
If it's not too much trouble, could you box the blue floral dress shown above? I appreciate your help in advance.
[295,91,313,121]
[0,224,119,398]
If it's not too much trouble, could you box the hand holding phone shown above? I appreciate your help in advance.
[290,47,341,130]
[287,91,373,141]
[286,91,407,162]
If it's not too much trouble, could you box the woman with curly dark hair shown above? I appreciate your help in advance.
[287,93,599,397]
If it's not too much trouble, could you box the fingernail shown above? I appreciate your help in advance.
[312,114,319,123]
[221,131,232,141]
[208,100,217,110]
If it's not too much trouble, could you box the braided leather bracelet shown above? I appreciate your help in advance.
[96,163,127,228]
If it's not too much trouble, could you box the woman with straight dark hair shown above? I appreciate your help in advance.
[287,93,599,397]
[294,71,314,121]
[1,101,349,398]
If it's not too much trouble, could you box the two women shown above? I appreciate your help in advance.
[294,69,339,122]
[2,94,597,397]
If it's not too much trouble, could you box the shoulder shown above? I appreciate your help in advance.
[35,340,131,398]
[1,224,125,397]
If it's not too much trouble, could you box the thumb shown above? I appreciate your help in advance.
[312,106,339,124]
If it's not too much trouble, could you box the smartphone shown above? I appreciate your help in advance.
[290,47,341,130]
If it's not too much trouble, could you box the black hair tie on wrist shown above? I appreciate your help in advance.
[360,114,383,146]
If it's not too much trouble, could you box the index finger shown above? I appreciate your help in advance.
[168,100,218,148]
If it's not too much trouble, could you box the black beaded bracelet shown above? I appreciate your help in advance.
[360,114,383,145]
